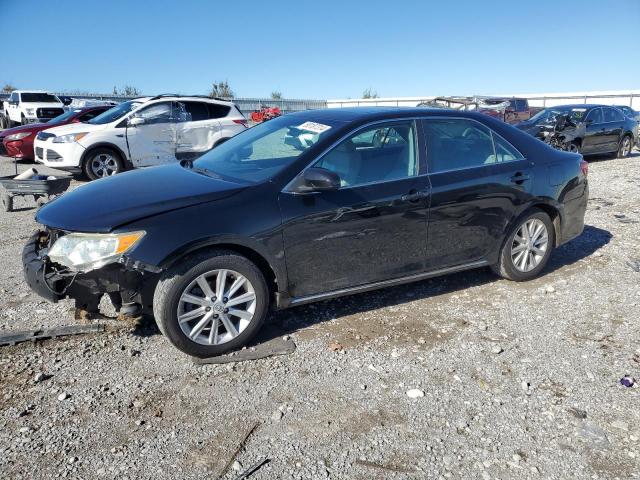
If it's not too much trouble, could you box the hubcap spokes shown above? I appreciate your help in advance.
[511,219,548,272]
[91,154,117,177]
[177,269,256,346]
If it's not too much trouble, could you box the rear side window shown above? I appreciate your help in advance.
[424,118,523,173]
[183,101,209,121]
[586,108,602,124]
[604,107,624,122]
[206,103,231,119]
[515,99,528,112]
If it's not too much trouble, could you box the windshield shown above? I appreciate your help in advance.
[47,110,79,123]
[192,115,335,183]
[21,93,60,103]
[88,101,142,125]
[529,107,588,124]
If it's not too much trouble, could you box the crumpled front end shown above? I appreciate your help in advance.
[23,229,159,315]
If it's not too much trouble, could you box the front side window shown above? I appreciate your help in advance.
[424,119,495,172]
[586,108,603,124]
[134,102,175,124]
[314,122,417,187]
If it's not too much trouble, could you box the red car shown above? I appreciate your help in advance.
[0,105,112,160]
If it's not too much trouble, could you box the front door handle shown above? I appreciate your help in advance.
[510,172,530,184]
[401,190,429,202]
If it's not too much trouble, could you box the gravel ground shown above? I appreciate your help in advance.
[1,152,639,480]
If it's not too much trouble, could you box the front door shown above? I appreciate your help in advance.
[126,101,181,167]
[279,120,430,298]
[421,118,534,270]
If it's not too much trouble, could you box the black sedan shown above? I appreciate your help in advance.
[516,104,637,157]
[23,108,588,357]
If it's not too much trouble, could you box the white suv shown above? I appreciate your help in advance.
[33,95,248,180]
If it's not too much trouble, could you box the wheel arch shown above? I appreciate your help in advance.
[80,143,129,170]
[506,201,562,248]
[158,238,285,307]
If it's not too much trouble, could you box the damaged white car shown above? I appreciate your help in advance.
[32,95,248,180]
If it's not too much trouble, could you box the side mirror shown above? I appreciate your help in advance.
[128,116,145,127]
[300,167,340,192]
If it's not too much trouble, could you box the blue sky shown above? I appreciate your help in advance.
[3,0,639,99]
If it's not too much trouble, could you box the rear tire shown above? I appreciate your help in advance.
[492,209,555,281]
[153,250,269,357]
[618,135,633,158]
[83,148,124,181]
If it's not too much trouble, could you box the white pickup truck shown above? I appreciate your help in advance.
[1,90,65,128]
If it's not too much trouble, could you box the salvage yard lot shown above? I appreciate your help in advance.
[1,153,639,479]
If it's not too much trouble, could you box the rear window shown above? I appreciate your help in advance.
[20,93,60,103]
[207,103,231,119]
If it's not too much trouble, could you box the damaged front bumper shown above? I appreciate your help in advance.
[23,230,160,314]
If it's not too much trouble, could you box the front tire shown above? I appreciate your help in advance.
[492,209,555,281]
[153,250,269,357]
[83,148,124,180]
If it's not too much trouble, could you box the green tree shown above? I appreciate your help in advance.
[111,85,141,96]
[209,80,234,99]
[362,88,379,99]
[2,83,17,93]
[271,90,282,100]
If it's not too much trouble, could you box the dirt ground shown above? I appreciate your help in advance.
[0,151,639,479]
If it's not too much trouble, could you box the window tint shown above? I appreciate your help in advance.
[605,107,624,122]
[206,103,231,119]
[314,122,417,187]
[183,101,209,121]
[586,108,602,124]
[424,119,496,172]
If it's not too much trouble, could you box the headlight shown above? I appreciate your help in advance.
[5,132,31,141]
[25,108,35,116]
[48,231,145,272]
[53,132,88,143]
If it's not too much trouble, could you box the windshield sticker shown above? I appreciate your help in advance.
[297,121,332,134]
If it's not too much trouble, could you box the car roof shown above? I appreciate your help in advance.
[14,90,52,94]
[282,106,505,124]
[131,95,235,105]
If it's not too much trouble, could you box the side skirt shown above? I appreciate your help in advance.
[284,260,489,308]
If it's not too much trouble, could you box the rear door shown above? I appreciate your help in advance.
[279,120,430,298]
[422,117,534,270]
[126,101,180,167]
[583,107,605,154]
[601,107,625,153]
[175,101,222,160]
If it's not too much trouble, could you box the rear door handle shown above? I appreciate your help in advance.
[510,173,530,184]
[401,190,429,202]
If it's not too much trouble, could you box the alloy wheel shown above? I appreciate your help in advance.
[511,218,549,272]
[177,269,256,346]
[90,153,118,177]
[621,137,632,157]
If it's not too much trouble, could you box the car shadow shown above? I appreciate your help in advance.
[249,224,612,349]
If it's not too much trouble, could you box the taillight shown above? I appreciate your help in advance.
[233,119,248,128]
[580,158,588,176]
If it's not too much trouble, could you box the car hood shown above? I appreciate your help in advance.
[41,122,107,136]
[0,122,50,137]
[36,164,248,233]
